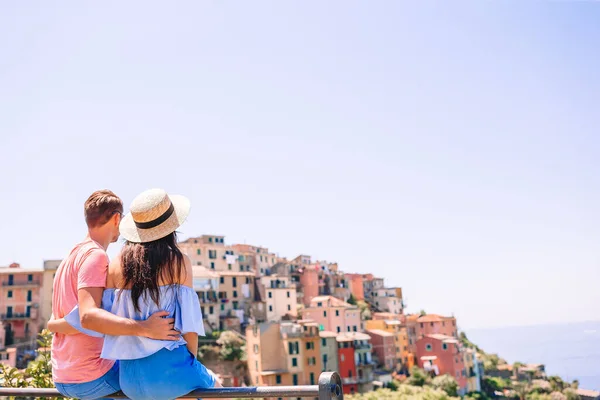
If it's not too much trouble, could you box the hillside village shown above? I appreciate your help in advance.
[0,234,594,399]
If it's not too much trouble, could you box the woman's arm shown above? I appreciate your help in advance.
[180,255,199,356]
[47,315,79,335]
[183,332,199,356]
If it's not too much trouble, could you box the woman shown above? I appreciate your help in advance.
[49,188,222,400]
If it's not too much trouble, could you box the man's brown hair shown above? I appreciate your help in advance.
[84,190,123,228]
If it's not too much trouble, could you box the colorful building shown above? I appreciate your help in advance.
[215,270,255,329]
[0,263,43,347]
[370,288,403,314]
[232,244,279,276]
[344,273,365,300]
[336,334,358,395]
[260,275,297,321]
[411,314,458,339]
[366,329,395,370]
[319,331,339,373]
[40,259,60,327]
[192,265,220,332]
[303,296,360,334]
[463,348,482,392]
[179,235,242,272]
[416,334,467,393]
[246,321,318,396]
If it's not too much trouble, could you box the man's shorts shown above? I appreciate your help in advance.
[55,361,120,400]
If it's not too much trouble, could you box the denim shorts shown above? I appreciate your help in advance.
[55,361,120,400]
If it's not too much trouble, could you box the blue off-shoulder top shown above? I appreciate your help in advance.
[65,285,205,360]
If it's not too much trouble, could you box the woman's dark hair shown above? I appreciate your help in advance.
[120,231,185,312]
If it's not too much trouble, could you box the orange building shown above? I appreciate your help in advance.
[344,274,364,300]
[299,265,319,306]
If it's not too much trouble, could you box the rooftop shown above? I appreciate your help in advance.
[0,263,43,275]
[366,329,394,337]
[192,266,219,278]
[337,332,371,342]
[576,389,600,398]
[426,334,459,343]
[217,271,256,277]
[310,295,356,309]
[319,331,338,338]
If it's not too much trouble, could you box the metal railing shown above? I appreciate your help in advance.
[2,280,41,287]
[0,371,343,399]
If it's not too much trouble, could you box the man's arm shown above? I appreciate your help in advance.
[79,287,180,339]
[47,314,79,335]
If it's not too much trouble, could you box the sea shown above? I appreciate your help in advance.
[467,321,600,390]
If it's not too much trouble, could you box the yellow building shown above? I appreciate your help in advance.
[40,259,61,326]
[179,235,242,272]
[246,321,318,399]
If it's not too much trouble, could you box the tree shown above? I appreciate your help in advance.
[348,294,357,305]
[406,366,431,387]
[0,329,55,389]
[419,310,427,316]
[563,388,581,400]
[432,374,459,396]
[216,331,247,362]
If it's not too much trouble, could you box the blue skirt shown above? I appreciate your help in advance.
[119,345,216,400]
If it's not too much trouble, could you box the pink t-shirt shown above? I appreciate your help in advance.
[51,239,115,383]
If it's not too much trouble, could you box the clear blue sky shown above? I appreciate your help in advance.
[1,1,599,329]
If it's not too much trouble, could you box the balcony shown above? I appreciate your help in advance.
[1,312,37,320]
[342,377,358,385]
[354,343,372,350]
[2,280,41,287]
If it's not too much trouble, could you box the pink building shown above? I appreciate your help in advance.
[366,329,395,370]
[344,274,364,301]
[303,296,360,334]
[412,314,457,339]
[416,334,467,391]
[0,263,43,347]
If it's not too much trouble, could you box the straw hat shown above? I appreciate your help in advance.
[120,188,190,243]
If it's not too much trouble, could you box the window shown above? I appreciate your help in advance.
[442,343,448,350]
[269,305,273,312]
[209,237,213,243]
[210,262,215,269]
[430,322,434,327]
[232,277,237,287]
[292,358,298,367]
[27,290,32,302]
[233,290,238,298]
[268,292,272,299]
[426,344,432,351]
[420,323,424,328]
[310,372,315,385]
[276,375,282,384]
[233,301,238,309]
[353,326,357,332]
[337,327,341,333]
[209,250,217,259]
[220,277,224,284]
[209,306,214,314]
[317,302,322,307]
[28,274,33,282]
[220,304,225,311]
[287,304,291,311]
[323,354,328,363]
[322,338,327,347]
[246,277,250,284]
[335,310,339,317]
[7,291,12,298]
[323,311,327,317]
[254,344,259,354]
[255,361,259,370]
[341,354,345,362]
[347,326,350,332]
[287,291,290,298]
[228,264,232,270]
[293,374,298,386]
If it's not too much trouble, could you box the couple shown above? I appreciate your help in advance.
[49,188,222,400]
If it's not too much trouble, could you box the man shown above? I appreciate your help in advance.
[50,190,180,399]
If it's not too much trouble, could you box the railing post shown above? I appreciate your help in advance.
[318,371,343,400]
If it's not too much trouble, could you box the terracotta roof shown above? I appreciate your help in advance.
[417,314,454,323]
[367,329,394,337]
[310,295,356,308]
